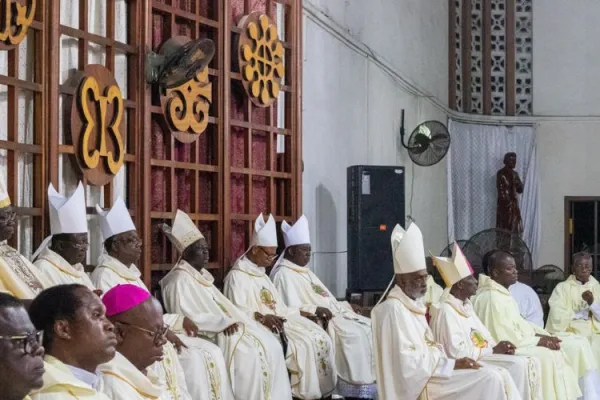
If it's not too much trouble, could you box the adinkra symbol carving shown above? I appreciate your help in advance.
[70,65,125,187]
[162,67,212,143]
[0,0,36,50]
[238,12,284,108]
[78,76,124,175]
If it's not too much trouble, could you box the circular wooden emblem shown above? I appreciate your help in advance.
[0,0,36,50]
[238,12,285,108]
[69,65,125,186]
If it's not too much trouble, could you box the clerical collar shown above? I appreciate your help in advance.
[66,365,101,389]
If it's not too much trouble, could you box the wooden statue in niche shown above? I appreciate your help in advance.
[68,65,125,186]
[496,152,524,235]
[237,12,284,108]
[0,0,35,50]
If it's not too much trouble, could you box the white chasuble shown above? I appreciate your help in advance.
[473,274,589,400]
[372,285,516,400]
[160,260,293,400]
[92,254,234,400]
[224,256,337,399]
[0,242,49,299]
[34,247,95,289]
[273,258,374,387]
[546,275,600,363]
[430,289,542,400]
[98,351,165,400]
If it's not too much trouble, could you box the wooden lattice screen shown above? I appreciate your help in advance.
[0,0,302,288]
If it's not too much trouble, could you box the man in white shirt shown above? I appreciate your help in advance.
[33,183,95,289]
[160,210,292,400]
[430,243,542,400]
[91,198,234,400]
[0,173,49,300]
[225,213,337,399]
[28,284,115,399]
[271,215,375,399]
[371,223,517,400]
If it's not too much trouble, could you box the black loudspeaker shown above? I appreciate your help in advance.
[347,165,405,294]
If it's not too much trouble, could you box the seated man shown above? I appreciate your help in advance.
[91,198,234,400]
[429,243,542,400]
[224,213,337,399]
[99,284,190,400]
[271,215,375,400]
[33,183,95,289]
[372,224,518,400]
[0,175,49,299]
[0,292,45,400]
[546,252,600,362]
[474,250,599,400]
[28,284,115,399]
[482,251,543,328]
[160,210,292,400]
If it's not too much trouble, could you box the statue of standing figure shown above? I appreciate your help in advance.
[496,152,524,235]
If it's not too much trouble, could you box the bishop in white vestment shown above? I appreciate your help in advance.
[160,210,292,400]
[100,284,191,400]
[0,175,49,299]
[372,224,518,400]
[429,243,542,400]
[224,213,337,399]
[91,198,234,400]
[271,215,375,398]
[33,183,95,289]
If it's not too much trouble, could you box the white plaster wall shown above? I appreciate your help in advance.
[533,0,600,115]
[302,1,449,296]
[536,120,600,267]
[532,0,600,267]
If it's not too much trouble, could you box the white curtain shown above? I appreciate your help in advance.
[447,120,540,268]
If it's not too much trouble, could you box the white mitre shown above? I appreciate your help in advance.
[250,213,277,247]
[95,197,136,241]
[282,214,310,247]
[48,182,88,235]
[391,222,426,274]
[0,170,10,208]
[162,209,205,253]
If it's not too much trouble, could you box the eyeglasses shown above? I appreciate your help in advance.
[0,330,43,354]
[258,247,277,260]
[54,239,88,251]
[116,321,169,345]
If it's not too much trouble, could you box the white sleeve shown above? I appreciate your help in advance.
[433,357,455,378]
